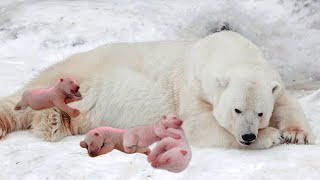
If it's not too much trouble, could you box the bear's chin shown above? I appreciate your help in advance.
[239,141,253,146]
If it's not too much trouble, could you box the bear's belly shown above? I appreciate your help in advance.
[88,67,176,129]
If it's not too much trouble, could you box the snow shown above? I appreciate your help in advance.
[0,0,320,179]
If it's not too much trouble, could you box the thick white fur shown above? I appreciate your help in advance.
[0,31,314,148]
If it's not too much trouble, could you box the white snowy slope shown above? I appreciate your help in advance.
[0,0,320,179]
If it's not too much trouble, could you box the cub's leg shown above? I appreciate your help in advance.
[53,100,80,117]
[148,138,172,162]
[123,133,139,153]
[14,97,29,110]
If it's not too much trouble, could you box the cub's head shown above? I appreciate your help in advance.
[161,113,183,129]
[212,76,281,146]
[59,76,80,95]
[80,130,104,157]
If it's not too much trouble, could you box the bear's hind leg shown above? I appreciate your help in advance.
[0,96,33,139]
[31,108,72,141]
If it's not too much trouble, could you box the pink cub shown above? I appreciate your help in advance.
[80,127,150,157]
[147,122,192,173]
[14,76,81,117]
[123,113,183,154]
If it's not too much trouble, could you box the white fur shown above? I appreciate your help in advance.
[0,31,314,148]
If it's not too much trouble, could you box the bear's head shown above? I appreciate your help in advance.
[212,75,281,146]
[161,113,183,129]
[80,130,105,157]
[59,76,80,95]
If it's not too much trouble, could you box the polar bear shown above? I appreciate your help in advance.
[0,31,314,149]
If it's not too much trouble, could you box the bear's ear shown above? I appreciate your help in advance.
[60,78,64,82]
[272,81,281,96]
[80,141,88,148]
[216,76,230,88]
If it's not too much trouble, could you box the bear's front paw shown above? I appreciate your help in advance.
[249,127,283,149]
[282,128,315,144]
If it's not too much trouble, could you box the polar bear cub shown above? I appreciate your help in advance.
[123,113,183,153]
[80,126,151,157]
[147,126,192,173]
[15,76,81,117]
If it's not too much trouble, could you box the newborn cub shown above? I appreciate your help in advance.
[147,126,192,173]
[15,76,81,117]
[80,126,150,157]
[123,113,183,153]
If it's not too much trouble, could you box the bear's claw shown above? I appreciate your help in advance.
[282,128,314,145]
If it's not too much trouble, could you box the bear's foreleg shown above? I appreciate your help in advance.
[270,90,315,144]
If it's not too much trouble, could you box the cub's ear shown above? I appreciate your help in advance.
[216,76,230,88]
[80,141,88,148]
[60,78,64,82]
[272,81,281,96]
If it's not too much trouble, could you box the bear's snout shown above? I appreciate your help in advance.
[89,151,99,157]
[240,133,256,145]
[175,120,183,126]
[88,145,101,157]
[73,86,80,93]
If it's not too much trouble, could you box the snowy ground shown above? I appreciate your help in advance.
[0,0,320,179]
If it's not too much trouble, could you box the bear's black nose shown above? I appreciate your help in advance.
[242,133,256,142]
[76,86,80,90]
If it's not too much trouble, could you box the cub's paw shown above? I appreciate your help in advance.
[70,109,80,117]
[139,147,151,156]
[282,128,315,144]
[74,97,82,101]
[249,127,283,149]
[14,105,21,110]
[147,154,157,163]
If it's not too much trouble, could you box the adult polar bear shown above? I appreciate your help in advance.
[0,31,314,149]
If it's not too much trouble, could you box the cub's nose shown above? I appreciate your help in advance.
[175,120,183,126]
[76,86,80,90]
[241,133,256,142]
[89,151,98,157]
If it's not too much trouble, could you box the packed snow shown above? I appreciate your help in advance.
[0,0,320,179]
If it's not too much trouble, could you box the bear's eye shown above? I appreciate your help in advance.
[258,113,263,117]
[234,109,242,114]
